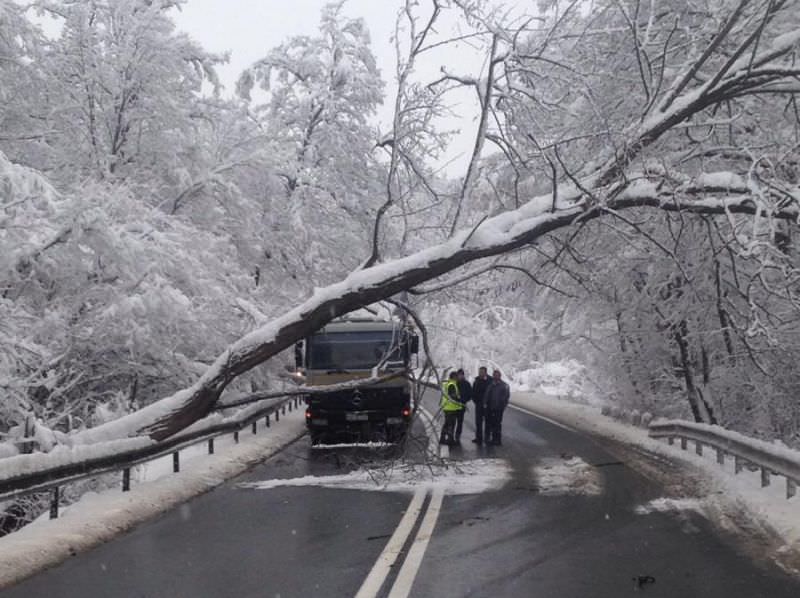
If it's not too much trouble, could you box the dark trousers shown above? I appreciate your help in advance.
[454,409,465,440]
[474,405,489,443]
[440,411,459,444]
[486,407,505,444]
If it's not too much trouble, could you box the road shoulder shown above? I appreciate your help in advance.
[510,392,800,576]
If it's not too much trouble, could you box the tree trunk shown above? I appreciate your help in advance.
[673,320,712,423]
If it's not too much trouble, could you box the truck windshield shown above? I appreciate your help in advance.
[308,330,403,371]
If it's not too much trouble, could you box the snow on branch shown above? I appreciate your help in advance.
[64,169,797,443]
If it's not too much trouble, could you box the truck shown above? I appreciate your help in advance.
[296,314,419,444]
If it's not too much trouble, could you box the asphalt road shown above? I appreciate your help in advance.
[2,393,799,598]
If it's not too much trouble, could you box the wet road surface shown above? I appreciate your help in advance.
[2,392,799,597]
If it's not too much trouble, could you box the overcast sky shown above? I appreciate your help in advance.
[173,0,488,175]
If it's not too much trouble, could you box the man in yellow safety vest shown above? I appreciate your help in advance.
[439,371,463,446]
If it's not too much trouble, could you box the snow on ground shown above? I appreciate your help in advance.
[509,360,588,400]
[532,456,603,496]
[635,497,707,515]
[240,458,512,496]
[311,442,392,450]
[511,391,800,555]
[0,409,306,590]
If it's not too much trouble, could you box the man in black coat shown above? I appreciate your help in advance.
[454,369,472,443]
[485,369,510,446]
[471,366,490,445]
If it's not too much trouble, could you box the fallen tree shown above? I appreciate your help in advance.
[55,0,800,441]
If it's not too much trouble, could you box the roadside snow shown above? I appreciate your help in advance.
[511,392,800,554]
[0,409,306,590]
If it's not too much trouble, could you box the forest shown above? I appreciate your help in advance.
[2,0,800,457]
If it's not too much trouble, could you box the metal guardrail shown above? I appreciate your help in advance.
[649,421,799,500]
[0,395,304,519]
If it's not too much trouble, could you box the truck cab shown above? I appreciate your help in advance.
[298,317,418,444]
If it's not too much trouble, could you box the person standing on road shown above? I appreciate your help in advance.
[485,369,510,446]
[454,368,472,443]
[439,371,463,446]
[471,366,490,445]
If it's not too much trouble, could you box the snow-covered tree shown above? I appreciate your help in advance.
[237,1,386,286]
[3,0,800,450]
[4,0,224,196]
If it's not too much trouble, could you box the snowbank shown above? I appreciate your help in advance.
[0,409,306,590]
[510,392,800,554]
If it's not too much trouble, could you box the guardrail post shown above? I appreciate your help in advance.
[761,467,770,488]
[716,448,724,465]
[734,456,743,474]
[173,451,180,473]
[282,405,286,416]
[208,438,215,455]
[668,436,674,446]
[265,414,270,428]
[275,409,280,422]
[680,438,687,450]
[695,441,703,456]
[234,430,239,443]
[49,486,60,519]
[22,415,35,454]
[787,478,797,500]
[252,421,257,434]
[122,468,131,492]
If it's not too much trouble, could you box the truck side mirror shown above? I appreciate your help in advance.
[409,335,420,355]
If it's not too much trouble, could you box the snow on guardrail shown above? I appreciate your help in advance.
[0,396,294,502]
[649,419,800,499]
[0,438,152,483]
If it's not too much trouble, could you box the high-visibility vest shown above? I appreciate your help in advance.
[441,380,463,412]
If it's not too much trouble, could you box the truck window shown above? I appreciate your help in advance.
[308,331,404,371]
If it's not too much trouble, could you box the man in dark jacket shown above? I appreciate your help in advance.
[485,369,510,446]
[471,366,490,445]
[454,369,472,443]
